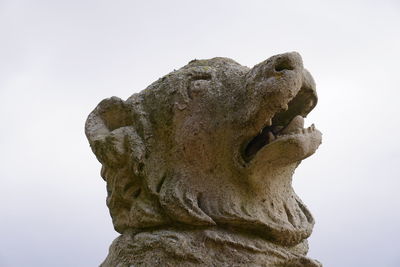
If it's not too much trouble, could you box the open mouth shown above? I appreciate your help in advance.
[243,85,318,162]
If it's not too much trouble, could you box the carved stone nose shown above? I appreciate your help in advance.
[274,52,302,72]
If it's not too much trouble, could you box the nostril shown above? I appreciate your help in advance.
[274,57,295,72]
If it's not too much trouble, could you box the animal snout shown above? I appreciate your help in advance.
[273,52,303,72]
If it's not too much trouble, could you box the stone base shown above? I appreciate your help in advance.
[101,228,322,267]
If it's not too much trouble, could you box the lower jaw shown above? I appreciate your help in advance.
[245,127,322,169]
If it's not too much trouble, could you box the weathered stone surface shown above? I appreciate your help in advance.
[85,52,322,266]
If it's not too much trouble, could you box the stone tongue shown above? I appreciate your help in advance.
[280,115,304,134]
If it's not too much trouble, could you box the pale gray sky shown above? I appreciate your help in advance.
[1,0,399,266]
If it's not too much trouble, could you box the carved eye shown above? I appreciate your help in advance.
[188,73,212,99]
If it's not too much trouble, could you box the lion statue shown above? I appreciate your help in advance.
[85,52,322,266]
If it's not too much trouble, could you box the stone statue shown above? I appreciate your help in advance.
[85,52,322,267]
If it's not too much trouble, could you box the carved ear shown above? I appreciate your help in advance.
[85,96,145,170]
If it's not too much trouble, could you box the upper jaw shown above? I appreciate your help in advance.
[241,53,320,164]
[271,69,317,126]
[242,52,311,133]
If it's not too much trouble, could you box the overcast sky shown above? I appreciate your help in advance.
[1,0,399,266]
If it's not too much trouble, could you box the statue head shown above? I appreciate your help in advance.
[85,52,321,246]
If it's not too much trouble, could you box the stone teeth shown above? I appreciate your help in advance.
[268,131,275,141]
[280,115,304,135]
[281,116,304,134]
[265,119,272,126]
